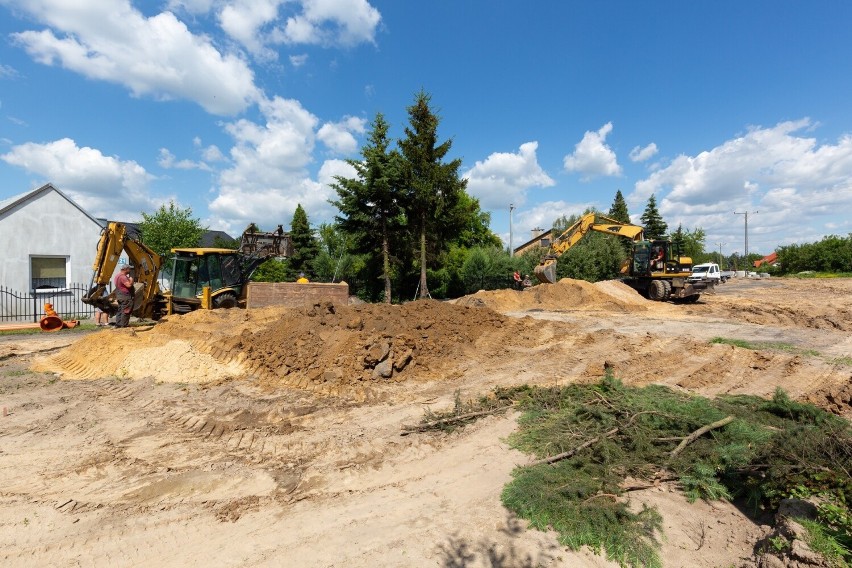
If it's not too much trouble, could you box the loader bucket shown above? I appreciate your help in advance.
[534,258,558,284]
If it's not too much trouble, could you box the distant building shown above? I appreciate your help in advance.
[754,252,778,268]
[0,183,104,294]
[513,228,553,256]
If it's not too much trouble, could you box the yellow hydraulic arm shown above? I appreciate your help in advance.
[82,222,164,319]
[534,213,645,284]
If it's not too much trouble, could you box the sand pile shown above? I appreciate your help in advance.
[455,278,649,313]
[34,300,540,399]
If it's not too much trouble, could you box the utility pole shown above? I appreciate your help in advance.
[733,211,757,267]
[509,203,515,257]
[716,242,726,267]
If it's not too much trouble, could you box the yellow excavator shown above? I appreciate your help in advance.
[533,212,711,302]
[82,222,291,319]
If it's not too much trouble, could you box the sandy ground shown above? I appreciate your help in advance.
[1,277,850,567]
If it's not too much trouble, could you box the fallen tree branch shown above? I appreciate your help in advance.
[669,415,735,458]
[529,427,620,466]
[400,407,507,435]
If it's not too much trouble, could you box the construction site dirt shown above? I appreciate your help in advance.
[1,277,850,567]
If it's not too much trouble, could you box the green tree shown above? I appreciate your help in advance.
[312,223,364,287]
[398,90,467,299]
[608,189,633,255]
[460,246,514,293]
[451,192,503,249]
[551,210,629,282]
[251,258,289,282]
[671,224,706,260]
[288,204,320,279]
[608,189,631,224]
[640,194,668,240]
[138,201,205,264]
[332,113,406,302]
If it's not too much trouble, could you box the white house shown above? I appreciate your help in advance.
[0,183,103,295]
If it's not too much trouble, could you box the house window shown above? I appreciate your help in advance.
[540,238,551,248]
[31,257,67,290]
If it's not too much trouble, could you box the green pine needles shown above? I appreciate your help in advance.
[490,376,852,568]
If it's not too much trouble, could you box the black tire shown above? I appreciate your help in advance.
[212,292,238,309]
[662,280,672,301]
[649,280,666,301]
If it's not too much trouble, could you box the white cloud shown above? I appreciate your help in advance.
[0,64,18,79]
[219,0,281,58]
[563,122,622,180]
[629,142,658,162]
[464,142,554,209]
[1,137,161,219]
[7,0,259,115]
[317,116,366,154]
[208,95,337,229]
[157,148,213,171]
[632,119,852,252]
[290,53,309,67]
[276,0,381,47]
[505,200,596,247]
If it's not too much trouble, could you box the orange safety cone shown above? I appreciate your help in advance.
[39,303,79,332]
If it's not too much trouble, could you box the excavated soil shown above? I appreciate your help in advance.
[2,276,851,567]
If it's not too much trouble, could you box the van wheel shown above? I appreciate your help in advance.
[213,292,238,309]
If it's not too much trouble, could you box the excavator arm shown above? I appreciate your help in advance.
[534,213,645,284]
[82,222,165,319]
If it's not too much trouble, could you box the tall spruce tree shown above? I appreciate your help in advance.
[607,190,631,224]
[288,204,319,279]
[608,189,633,255]
[331,113,405,303]
[640,194,668,240]
[398,91,466,299]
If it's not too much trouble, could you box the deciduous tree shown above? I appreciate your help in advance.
[138,201,205,265]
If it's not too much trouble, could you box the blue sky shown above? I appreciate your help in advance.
[2,1,851,257]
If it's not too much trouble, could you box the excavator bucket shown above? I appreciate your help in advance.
[534,258,558,284]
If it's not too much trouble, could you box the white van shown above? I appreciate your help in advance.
[688,263,723,283]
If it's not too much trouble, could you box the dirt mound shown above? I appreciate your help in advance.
[34,300,539,399]
[223,300,536,398]
[806,381,852,418]
[455,278,649,313]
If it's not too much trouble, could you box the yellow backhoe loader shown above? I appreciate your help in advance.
[533,213,712,302]
[82,222,291,319]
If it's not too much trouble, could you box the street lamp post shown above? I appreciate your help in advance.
[733,211,758,267]
[509,203,515,257]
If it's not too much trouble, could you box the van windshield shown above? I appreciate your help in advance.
[692,266,709,274]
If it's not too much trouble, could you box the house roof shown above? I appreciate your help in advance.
[0,183,103,226]
[754,251,778,268]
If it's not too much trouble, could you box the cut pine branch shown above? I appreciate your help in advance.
[529,427,620,466]
[669,416,735,458]
[401,407,507,435]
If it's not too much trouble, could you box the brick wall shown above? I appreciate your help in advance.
[246,282,349,309]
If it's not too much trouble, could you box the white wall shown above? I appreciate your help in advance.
[0,189,103,293]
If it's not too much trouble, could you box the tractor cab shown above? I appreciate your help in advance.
[631,240,693,277]
[170,249,244,312]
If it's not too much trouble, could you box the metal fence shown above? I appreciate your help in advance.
[0,283,95,323]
